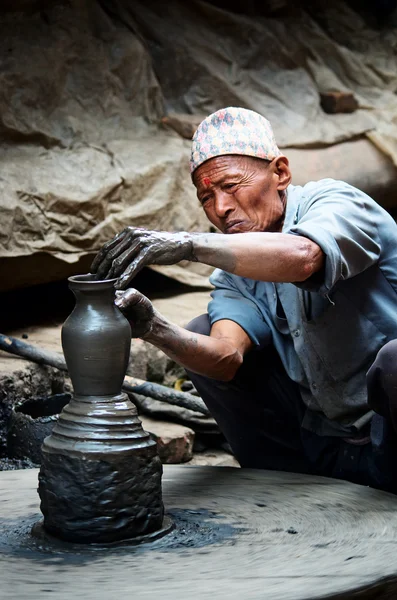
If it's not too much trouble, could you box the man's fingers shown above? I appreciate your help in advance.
[91,229,129,272]
[95,235,136,280]
[114,287,154,338]
[107,239,142,279]
[115,288,151,320]
[92,227,184,286]
[115,250,150,290]
[95,252,117,280]
[114,287,141,310]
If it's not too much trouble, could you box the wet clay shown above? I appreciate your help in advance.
[61,275,131,396]
[38,275,164,543]
[38,393,164,543]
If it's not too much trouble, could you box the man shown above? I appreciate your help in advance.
[92,107,397,492]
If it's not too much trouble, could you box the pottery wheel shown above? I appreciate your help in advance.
[2,466,397,600]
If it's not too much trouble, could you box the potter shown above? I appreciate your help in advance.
[93,106,397,493]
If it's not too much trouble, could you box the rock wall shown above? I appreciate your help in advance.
[1,0,397,291]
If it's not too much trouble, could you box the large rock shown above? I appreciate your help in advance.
[287,139,397,210]
[0,1,213,292]
[2,0,397,295]
[127,339,151,381]
[320,91,359,114]
[161,114,206,140]
[127,339,169,383]
[189,450,240,468]
[139,416,195,464]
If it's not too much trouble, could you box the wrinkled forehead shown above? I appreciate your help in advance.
[192,154,268,188]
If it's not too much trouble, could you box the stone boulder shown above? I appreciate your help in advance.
[140,416,195,464]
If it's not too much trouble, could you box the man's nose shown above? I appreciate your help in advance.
[213,191,235,217]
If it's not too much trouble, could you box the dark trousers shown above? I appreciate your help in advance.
[186,314,397,494]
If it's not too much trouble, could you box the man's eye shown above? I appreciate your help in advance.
[201,196,210,205]
[224,183,236,190]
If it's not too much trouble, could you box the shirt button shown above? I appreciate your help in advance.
[312,383,317,390]
[293,329,300,337]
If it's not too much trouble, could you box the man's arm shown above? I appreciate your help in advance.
[92,227,323,289]
[146,316,254,381]
[115,289,254,381]
[190,232,323,282]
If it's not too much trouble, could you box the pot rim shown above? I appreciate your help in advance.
[68,273,118,288]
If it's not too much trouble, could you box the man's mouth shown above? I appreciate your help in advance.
[224,220,245,233]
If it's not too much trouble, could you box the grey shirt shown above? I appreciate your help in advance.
[208,179,397,436]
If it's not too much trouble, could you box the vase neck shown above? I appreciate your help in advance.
[68,275,117,308]
[72,287,115,309]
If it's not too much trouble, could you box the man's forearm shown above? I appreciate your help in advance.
[144,311,242,381]
[191,232,323,282]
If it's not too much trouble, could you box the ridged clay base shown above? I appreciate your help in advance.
[38,392,164,543]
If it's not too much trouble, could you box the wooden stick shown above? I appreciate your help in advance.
[122,376,208,415]
[0,333,68,372]
[0,333,209,416]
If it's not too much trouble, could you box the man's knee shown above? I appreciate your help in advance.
[369,340,397,380]
[367,340,397,413]
[185,313,211,336]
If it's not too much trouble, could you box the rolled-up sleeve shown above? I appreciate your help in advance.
[286,180,381,294]
[208,269,272,349]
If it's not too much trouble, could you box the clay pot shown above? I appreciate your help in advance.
[38,274,164,544]
[7,393,71,465]
[61,274,131,396]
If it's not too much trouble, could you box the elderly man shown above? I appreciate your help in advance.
[92,107,397,492]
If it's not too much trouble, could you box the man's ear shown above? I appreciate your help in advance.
[274,156,291,191]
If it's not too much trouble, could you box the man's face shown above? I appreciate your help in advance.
[193,155,290,234]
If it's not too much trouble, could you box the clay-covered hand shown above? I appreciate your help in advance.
[91,227,197,289]
[115,289,155,339]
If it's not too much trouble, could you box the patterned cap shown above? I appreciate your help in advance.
[190,107,281,175]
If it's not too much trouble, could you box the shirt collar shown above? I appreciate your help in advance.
[282,184,302,233]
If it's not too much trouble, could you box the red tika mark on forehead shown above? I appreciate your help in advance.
[203,177,211,187]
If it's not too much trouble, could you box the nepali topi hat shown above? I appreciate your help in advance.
[190,106,281,175]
